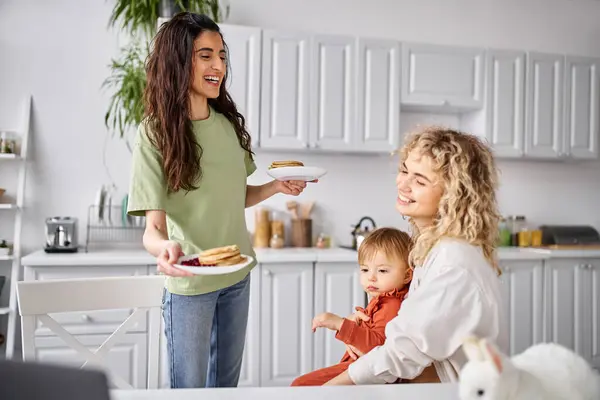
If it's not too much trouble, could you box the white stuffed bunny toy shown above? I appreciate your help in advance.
[458,336,600,400]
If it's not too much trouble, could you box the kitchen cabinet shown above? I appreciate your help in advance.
[309,34,356,151]
[564,56,600,159]
[524,52,565,158]
[257,28,401,153]
[544,258,600,370]
[313,262,365,370]
[259,29,311,150]
[499,260,545,356]
[401,42,485,111]
[259,262,314,386]
[34,333,147,389]
[219,25,262,147]
[482,50,526,158]
[238,267,261,387]
[355,38,401,153]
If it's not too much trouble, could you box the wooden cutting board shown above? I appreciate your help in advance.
[540,244,600,250]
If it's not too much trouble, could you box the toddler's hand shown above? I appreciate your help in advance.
[311,312,343,332]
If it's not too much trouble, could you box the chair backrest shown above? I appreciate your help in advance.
[16,275,165,390]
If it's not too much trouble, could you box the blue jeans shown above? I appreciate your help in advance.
[162,272,250,388]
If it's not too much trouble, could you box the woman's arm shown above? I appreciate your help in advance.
[143,210,172,257]
[343,267,488,385]
[245,180,309,208]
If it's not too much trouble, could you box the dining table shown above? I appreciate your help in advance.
[110,383,460,400]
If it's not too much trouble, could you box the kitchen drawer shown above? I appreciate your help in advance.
[23,265,152,336]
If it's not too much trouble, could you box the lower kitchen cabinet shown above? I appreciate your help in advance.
[259,262,314,386]
[21,256,599,388]
[313,262,365,370]
[498,260,545,356]
[544,258,600,370]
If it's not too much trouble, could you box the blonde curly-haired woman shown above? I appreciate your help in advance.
[325,126,507,385]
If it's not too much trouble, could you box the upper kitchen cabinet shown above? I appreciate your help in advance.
[259,29,311,149]
[482,50,526,158]
[355,38,401,153]
[401,43,485,111]
[563,56,599,159]
[524,52,564,159]
[309,34,356,151]
[220,25,262,147]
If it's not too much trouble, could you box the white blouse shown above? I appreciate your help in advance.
[347,238,507,384]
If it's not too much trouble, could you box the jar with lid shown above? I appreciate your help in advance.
[498,217,512,247]
[514,216,532,247]
[269,233,284,249]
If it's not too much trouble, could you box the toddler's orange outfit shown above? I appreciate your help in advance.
[291,286,409,386]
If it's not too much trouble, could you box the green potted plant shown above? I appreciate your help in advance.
[103,0,230,147]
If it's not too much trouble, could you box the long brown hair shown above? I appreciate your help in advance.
[143,12,253,193]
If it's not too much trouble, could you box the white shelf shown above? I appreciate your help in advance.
[0,255,13,261]
[0,204,18,210]
[0,153,20,160]
[0,307,11,315]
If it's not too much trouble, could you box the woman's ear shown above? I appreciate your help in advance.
[480,339,504,374]
[462,336,484,362]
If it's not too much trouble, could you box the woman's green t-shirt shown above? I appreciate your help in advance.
[127,108,257,295]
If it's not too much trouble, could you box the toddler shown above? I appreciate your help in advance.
[291,227,413,386]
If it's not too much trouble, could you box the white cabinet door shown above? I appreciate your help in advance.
[219,24,262,147]
[484,50,526,158]
[309,35,355,151]
[401,43,484,110]
[546,258,600,369]
[238,267,260,387]
[583,259,600,370]
[35,333,148,389]
[260,30,310,149]
[524,52,564,158]
[499,260,545,356]
[564,56,599,160]
[313,262,365,370]
[355,38,401,153]
[260,263,313,386]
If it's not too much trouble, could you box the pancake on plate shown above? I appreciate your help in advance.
[198,244,247,266]
[268,160,304,169]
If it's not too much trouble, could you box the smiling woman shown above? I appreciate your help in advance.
[127,12,314,390]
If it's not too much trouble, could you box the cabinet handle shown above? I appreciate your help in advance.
[81,314,91,322]
[263,270,271,276]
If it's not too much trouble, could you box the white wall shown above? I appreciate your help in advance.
[0,0,599,263]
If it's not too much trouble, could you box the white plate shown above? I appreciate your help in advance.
[174,254,254,275]
[266,166,327,182]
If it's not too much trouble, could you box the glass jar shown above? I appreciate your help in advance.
[498,217,512,247]
[269,233,284,249]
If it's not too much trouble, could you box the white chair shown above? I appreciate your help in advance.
[16,275,165,390]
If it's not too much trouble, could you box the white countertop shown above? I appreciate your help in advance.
[110,383,459,400]
[20,246,600,267]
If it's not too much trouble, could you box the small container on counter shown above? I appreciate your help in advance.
[291,218,312,247]
[316,233,331,249]
[269,233,284,249]
[253,207,271,248]
[498,217,512,247]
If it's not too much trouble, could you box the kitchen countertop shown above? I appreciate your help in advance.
[20,246,600,267]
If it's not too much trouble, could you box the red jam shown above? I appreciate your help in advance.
[180,259,216,267]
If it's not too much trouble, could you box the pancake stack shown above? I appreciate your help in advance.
[268,160,304,169]
[198,245,246,266]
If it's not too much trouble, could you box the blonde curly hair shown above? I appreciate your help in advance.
[399,126,501,275]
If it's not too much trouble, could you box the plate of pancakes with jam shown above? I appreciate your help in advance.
[266,160,327,182]
[175,245,253,275]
